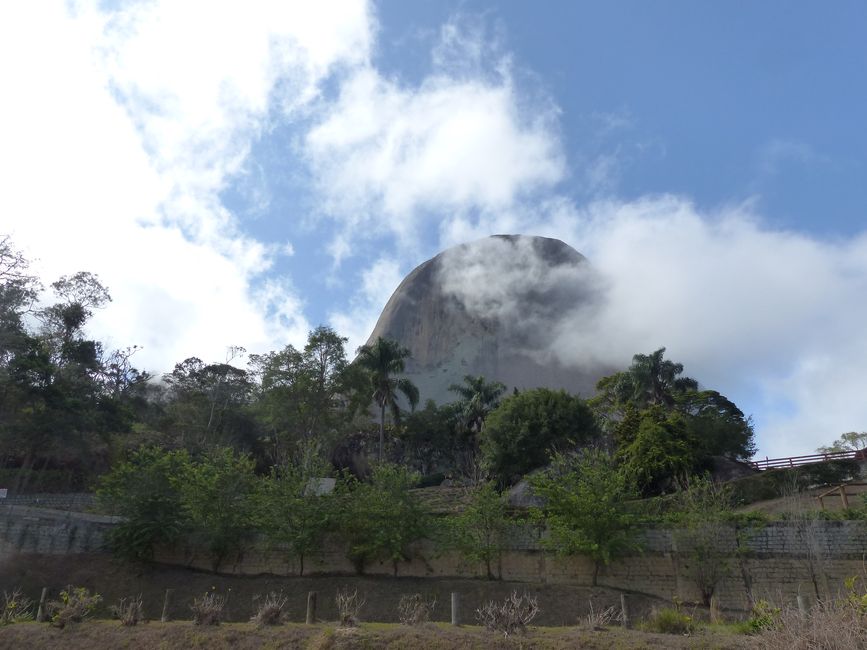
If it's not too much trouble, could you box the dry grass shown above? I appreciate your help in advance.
[753,599,867,649]
[109,595,144,626]
[476,590,540,636]
[1,588,34,625]
[190,591,225,626]
[334,588,364,628]
[0,619,756,649]
[397,593,436,626]
[250,590,287,626]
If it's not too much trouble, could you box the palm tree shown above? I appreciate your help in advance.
[624,348,697,408]
[355,337,420,462]
[449,374,506,434]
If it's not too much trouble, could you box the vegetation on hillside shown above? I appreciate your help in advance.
[15,234,866,587]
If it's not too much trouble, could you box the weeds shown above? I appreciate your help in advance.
[745,599,781,633]
[582,601,618,629]
[335,588,364,627]
[250,591,287,627]
[110,595,145,626]
[48,586,102,629]
[475,590,540,636]
[191,591,225,626]
[397,593,436,626]
[1,589,34,625]
[753,577,867,648]
[640,607,696,635]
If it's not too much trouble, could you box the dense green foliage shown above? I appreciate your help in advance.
[355,337,420,463]
[96,447,191,562]
[593,348,756,493]
[181,448,258,570]
[254,452,333,575]
[529,449,640,585]
[335,464,429,574]
[4,235,780,582]
[481,388,599,486]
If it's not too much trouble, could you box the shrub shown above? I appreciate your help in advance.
[110,595,144,626]
[475,591,540,636]
[96,447,191,563]
[745,599,781,633]
[335,588,364,628]
[191,591,225,626]
[582,601,618,630]
[397,593,436,626]
[250,591,287,627]
[753,600,867,648]
[1,589,34,625]
[48,586,102,629]
[641,607,696,635]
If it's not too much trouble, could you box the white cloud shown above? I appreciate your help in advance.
[304,21,564,259]
[432,196,867,457]
[0,0,373,372]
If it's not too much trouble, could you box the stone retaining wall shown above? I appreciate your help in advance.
[2,503,864,611]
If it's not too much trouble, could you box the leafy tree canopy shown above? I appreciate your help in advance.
[817,431,867,454]
[529,449,639,585]
[480,387,600,486]
[592,348,755,472]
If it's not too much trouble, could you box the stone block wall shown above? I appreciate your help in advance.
[0,505,118,556]
[3,503,866,612]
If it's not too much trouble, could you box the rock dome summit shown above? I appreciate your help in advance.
[364,234,614,403]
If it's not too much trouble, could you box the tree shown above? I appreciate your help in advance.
[449,375,506,435]
[480,388,600,486]
[248,327,351,465]
[180,447,258,570]
[669,476,734,606]
[96,447,192,563]
[354,337,419,463]
[163,350,254,450]
[591,348,697,425]
[592,348,756,468]
[679,390,756,461]
[336,463,428,575]
[255,456,333,576]
[616,406,699,495]
[529,449,639,586]
[817,431,867,454]
[399,399,462,475]
[447,481,511,579]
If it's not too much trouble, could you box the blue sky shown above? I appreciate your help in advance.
[2,1,865,457]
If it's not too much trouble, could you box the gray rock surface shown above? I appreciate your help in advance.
[365,234,614,404]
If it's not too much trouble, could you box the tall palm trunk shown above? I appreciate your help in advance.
[378,402,386,463]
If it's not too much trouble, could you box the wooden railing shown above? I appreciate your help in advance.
[750,449,864,471]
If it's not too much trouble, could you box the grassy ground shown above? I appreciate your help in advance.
[0,620,756,650]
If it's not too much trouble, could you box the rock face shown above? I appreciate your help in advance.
[364,234,614,404]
